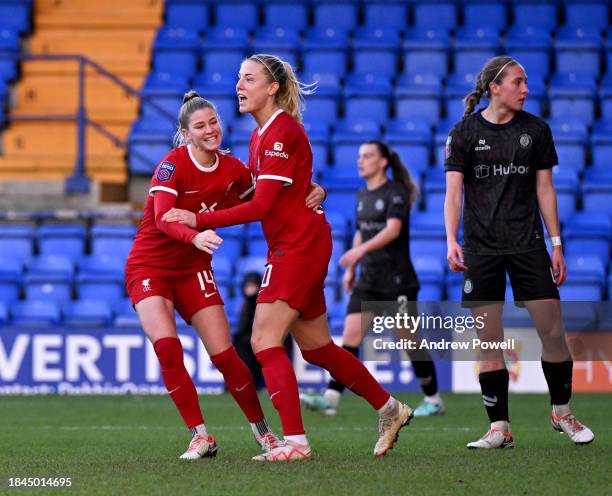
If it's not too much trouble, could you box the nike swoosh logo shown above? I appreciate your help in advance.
[270,391,280,399]
[168,386,181,395]
[235,383,249,392]
[204,292,217,298]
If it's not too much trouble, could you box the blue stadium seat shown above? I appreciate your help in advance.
[11,300,61,327]
[24,254,74,304]
[128,122,173,175]
[582,166,612,218]
[0,300,7,326]
[606,29,612,80]
[37,223,86,260]
[193,70,240,123]
[204,25,250,49]
[384,119,432,178]
[411,211,446,240]
[598,72,612,120]
[63,299,113,328]
[152,27,200,77]
[565,255,606,286]
[564,1,609,31]
[214,1,259,30]
[332,119,382,166]
[411,239,446,261]
[113,298,140,327]
[552,166,579,224]
[215,225,244,262]
[140,71,189,123]
[0,223,34,262]
[549,119,588,173]
[201,49,246,76]
[412,255,445,285]
[235,256,267,279]
[564,212,612,266]
[245,222,268,258]
[165,1,210,31]
[463,1,507,30]
[549,73,597,125]
[302,72,341,124]
[504,25,552,79]
[433,118,456,164]
[0,53,17,82]
[413,1,457,30]
[343,73,392,123]
[555,26,602,76]
[454,27,501,78]
[251,26,300,67]
[302,27,349,76]
[513,1,558,31]
[0,254,22,304]
[262,1,308,30]
[211,255,232,284]
[402,27,449,78]
[445,72,489,122]
[395,73,442,125]
[0,28,19,54]
[352,28,400,77]
[363,0,408,30]
[325,210,349,240]
[0,2,31,33]
[591,119,612,165]
[313,0,357,30]
[90,224,137,262]
[76,254,125,301]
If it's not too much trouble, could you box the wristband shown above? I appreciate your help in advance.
[551,236,562,247]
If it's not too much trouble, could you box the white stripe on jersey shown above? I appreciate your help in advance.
[149,186,178,196]
[257,174,293,184]
[196,271,205,291]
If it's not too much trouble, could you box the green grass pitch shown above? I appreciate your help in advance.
[1,393,609,495]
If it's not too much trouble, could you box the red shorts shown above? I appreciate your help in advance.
[257,238,332,320]
[125,267,223,324]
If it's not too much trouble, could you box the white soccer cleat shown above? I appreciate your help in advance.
[179,434,218,460]
[255,431,284,453]
[374,399,413,456]
[252,439,311,462]
[551,411,594,445]
[467,428,514,449]
[299,393,337,416]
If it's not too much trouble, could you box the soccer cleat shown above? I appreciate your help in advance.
[179,434,218,460]
[374,400,413,456]
[413,400,446,417]
[252,439,311,462]
[551,411,594,445]
[299,393,337,416]
[255,431,284,454]
[466,428,514,449]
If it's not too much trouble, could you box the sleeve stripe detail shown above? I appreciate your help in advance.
[149,186,178,196]
[238,183,256,199]
[257,174,293,184]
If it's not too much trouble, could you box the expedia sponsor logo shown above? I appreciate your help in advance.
[264,149,289,159]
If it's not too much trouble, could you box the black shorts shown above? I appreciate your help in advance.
[347,287,419,315]
[461,249,560,306]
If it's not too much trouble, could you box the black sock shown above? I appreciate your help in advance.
[479,369,510,423]
[327,345,359,393]
[407,348,438,396]
[541,360,573,405]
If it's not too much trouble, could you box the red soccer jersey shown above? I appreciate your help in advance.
[126,145,254,276]
[248,110,329,260]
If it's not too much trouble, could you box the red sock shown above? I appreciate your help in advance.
[302,341,390,410]
[210,346,265,423]
[153,337,203,429]
[255,347,304,436]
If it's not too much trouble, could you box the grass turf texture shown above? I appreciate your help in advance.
[0,393,609,495]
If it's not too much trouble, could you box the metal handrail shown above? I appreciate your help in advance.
[6,53,176,193]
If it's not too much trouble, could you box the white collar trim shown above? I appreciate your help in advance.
[257,109,284,136]
[188,145,219,172]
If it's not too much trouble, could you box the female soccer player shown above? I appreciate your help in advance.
[300,140,445,417]
[126,91,323,460]
[163,54,413,461]
[444,56,594,448]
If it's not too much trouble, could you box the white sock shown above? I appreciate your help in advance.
[191,424,207,437]
[553,404,570,417]
[491,420,509,433]
[424,393,442,404]
[324,389,341,408]
[285,434,308,446]
[377,396,396,415]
